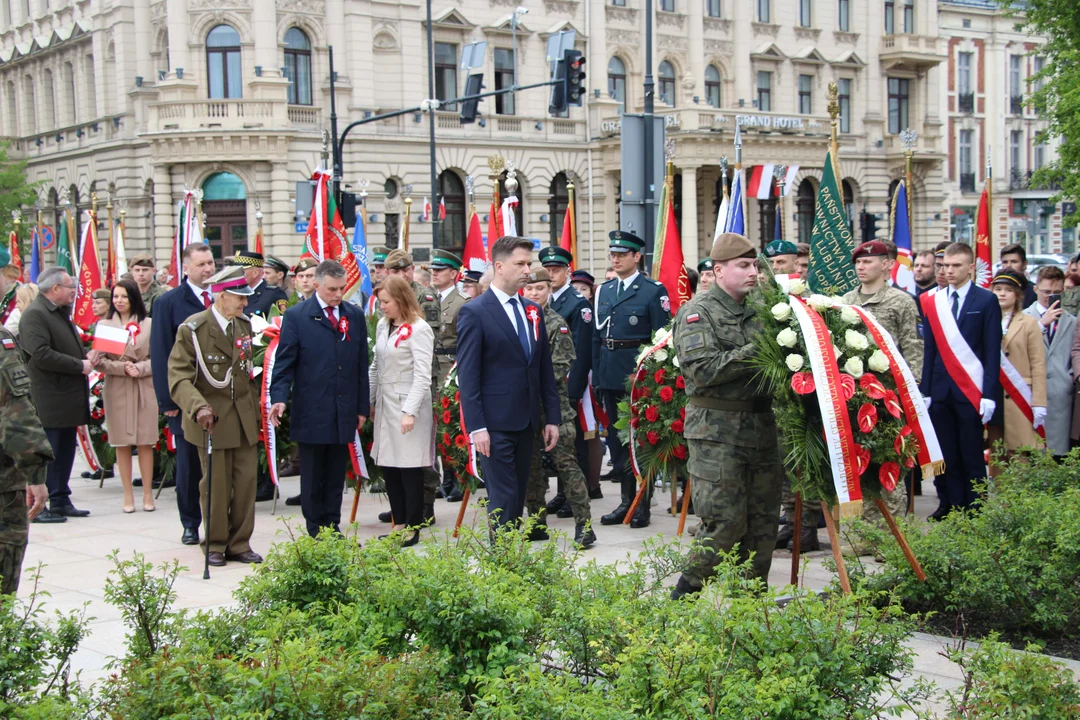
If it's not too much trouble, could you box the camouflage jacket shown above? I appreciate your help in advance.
[544,304,577,424]
[0,328,53,493]
[143,281,168,316]
[842,284,923,384]
[673,284,776,450]
[413,281,441,334]
[1062,286,1080,318]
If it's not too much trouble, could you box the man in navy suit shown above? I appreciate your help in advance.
[150,243,217,546]
[456,236,560,529]
[921,242,1002,516]
[269,260,369,538]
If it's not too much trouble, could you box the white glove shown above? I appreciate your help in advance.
[979,398,996,424]
[1033,406,1047,430]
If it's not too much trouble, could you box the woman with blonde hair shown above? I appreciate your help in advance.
[369,275,435,545]
[4,283,38,336]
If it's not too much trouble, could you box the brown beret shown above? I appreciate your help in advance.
[711,233,756,263]
[851,240,889,262]
[384,249,414,270]
[526,266,551,283]
[129,254,155,268]
[92,288,112,300]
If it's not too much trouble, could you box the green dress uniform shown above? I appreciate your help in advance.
[672,234,783,594]
[167,300,261,557]
[0,327,54,595]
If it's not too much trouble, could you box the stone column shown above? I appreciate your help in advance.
[165,0,189,77]
[269,161,292,258]
[153,164,174,267]
[252,0,279,78]
[681,165,699,269]
[731,0,751,104]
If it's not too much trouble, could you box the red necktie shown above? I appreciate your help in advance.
[202,291,211,309]
[325,305,339,332]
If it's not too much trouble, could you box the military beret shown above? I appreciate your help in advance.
[129,253,155,268]
[293,255,318,273]
[608,230,645,254]
[526,266,551,284]
[851,240,890,262]
[570,269,594,287]
[92,288,111,300]
[697,258,714,273]
[711,233,756,263]
[764,239,798,258]
[208,265,254,296]
[0,244,9,269]
[230,250,264,268]
[430,249,463,270]
[384,249,414,270]
[539,246,573,267]
[461,270,483,284]
[264,255,290,274]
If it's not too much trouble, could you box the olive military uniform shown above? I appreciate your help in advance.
[0,328,54,595]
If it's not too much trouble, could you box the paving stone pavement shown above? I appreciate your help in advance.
[19,458,1079,716]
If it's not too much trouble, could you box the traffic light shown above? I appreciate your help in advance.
[549,57,567,115]
[859,210,879,243]
[564,49,586,107]
[460,72,484,123]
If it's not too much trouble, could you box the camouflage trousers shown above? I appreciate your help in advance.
[525,421,592,524]
[682,439,783,587]
[0,489,28,596]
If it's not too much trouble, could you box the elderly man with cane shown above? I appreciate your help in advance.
[168,265,263,569]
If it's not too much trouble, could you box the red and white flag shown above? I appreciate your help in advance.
[421,196,432,222]
[747,164,799,199]
[438,197,447,221]
[92,323,131,355]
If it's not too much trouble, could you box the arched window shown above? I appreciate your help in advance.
[284,27,312,106]
[797,179,816,244]
[207,24,242,99]
[548,173,571,247]
[658,60,676,105]
[705,65,721,108]
[42,70,56,128]
[22,76,35,135]
[437,171,465,252]
[607,56,626,105]
[499,171,525,236]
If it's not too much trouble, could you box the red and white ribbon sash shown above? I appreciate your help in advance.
[444,363,482,481]
[76,425,101,472]
[349,430,370,480]
[627,330,675,481]
[578,376,608,439]
[999,352,1046,440]
[921,289,983,412]
[849,305,945,479]
[259,317,284,487]
[789,296,862,504]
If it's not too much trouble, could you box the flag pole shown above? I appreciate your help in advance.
[106,191,115,283]
[774,165,787,241]
[985,145,993,254]
[901,128,918,237]
[36,206,43,275]
[828,81,839,161]
[11,211,19,279]
[720,156,729,199]
[403,193,413,252]
[651,140,676,283]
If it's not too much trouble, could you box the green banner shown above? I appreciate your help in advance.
[807,150,858,295]
[57,213,74,274]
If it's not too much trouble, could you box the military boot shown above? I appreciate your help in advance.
[795,527,820,552]
[629,499,651,528]
[775,523,795,549]
[545,493,567,515]
[601,477,635,525]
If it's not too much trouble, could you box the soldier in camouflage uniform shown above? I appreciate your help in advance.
[841,240,923,549]
[671,233,783,599]
[521,267,596,548]
[0,325,55,595]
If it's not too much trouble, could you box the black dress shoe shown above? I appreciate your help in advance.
[225,550,264,564]
[423,504,435,524]
[181,528,200,545]
[574,523,596,548]
[928,506,951,522]
[207,552,227,567]
[629,505,650,529]
[435,486,446,499]
[51,505,90,518]
[545,493,567,515]
[670,576,702,600]
[556,504,574,519]
[255,483,276,502]
[378,510,393,523]
[588,487,604,500]
[31,509,67,524]
[600,468,617,481]
[527,524,550,542]
[600,502,630,525]
[445,487,464,502]
[667,497,694,516]
[401,531,421,547]
[285,494,301,506]
[775,523,795,549]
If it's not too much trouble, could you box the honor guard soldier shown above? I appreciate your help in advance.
[764,240,799,275]
[429,249,471,502]
[522,267,596,548]
[538,246,598,515]
[168,265,264,567]
[383,248,442,520]
[697,258,715,293]
[670,233,783,599]
[592,230,671,528]
[232,250,288,318]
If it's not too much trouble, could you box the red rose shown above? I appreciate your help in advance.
[646,430,660,445]
[455,391,461,402]
[680,407,686,421]
[672,443,688,459]
[671,419,684,433]
[645,405,660,423]
[637,367,647,381]
[454,435,467,448]
[101,433,108,442]
[631,417,640,428]
[839,373,856,401]
[443,432,452,445]
[441,410,452,424]
[659,386,675,403]
[654,368,666,384]
[857,403,878,433]
[879,461,901,492]
[791,372,816,395]
[441,396,451,409]
[638,386,651,399]
[676,375,686,389]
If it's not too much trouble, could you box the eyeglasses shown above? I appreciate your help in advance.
[57,284,76,290]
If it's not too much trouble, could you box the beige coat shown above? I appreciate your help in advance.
[370,316,434,468]
[1001,312,1047,452]
[98,316,158,447]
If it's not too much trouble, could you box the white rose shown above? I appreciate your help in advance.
[868,350,890,373]
[844,356,864,378]
[844,329,869,352]
[788,278,806,296]
[786,354,805,372]
[840,306,862,325]
[672,354,680,368]
[807,294,833,310]
[776,328,799,348]
[830,296,848,307]
[771,302,793,322]
[653,349,668,363]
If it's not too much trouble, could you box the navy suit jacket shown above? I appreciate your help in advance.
[456,289,560,433]
[269,297,370,445]
[921,284,1003,404]
[150,280,207,414]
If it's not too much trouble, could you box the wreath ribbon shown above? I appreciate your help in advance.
[259,318,283,487]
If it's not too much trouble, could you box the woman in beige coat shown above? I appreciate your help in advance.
[369,276,434,545]
[94,278,158,513]
[989,271,1047,467]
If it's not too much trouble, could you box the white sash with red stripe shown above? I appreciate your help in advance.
[921,288,983,412]
[999,352,1046,440]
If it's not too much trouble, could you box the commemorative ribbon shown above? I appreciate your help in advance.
[999,352,1046,441]
[259,317,283,487]
[921,290,984,413]
[627,328,675,482]
[77,372,104,472]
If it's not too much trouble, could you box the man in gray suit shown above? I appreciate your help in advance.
[1026,265,1075,457]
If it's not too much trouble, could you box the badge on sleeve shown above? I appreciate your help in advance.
[559,326,569,334]
[0,337,14,349]
[686,313,700,323]
[660,295,671,313]
[581,307,592,324]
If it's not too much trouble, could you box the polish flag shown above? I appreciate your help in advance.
[747,165,801,199]
[422,196,432,222]
[93,323,131,355]
[438,197,447,221]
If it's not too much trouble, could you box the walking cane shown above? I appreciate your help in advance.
[203,427,214,580]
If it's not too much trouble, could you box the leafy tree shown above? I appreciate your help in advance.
[0,141,41,257]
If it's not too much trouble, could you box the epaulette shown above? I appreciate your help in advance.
[185,317,204,331]
[648,278,664,287]
[458,291,470,300]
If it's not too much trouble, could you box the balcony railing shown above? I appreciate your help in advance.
[1010,95,1024,115]
[1010,169,1061,192]
[960,173,976,193]
[147,99,324,133]
[958,92,974,114]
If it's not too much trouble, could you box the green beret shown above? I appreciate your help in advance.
[764,240,798,258]
[697,258,714,273]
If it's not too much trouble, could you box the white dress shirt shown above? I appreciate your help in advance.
[552,282,571,304]
[438,284,455,303]
[615,271,641,297]
[187,279,212,307]
[948,280,972,316]
[210,305,231,334]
